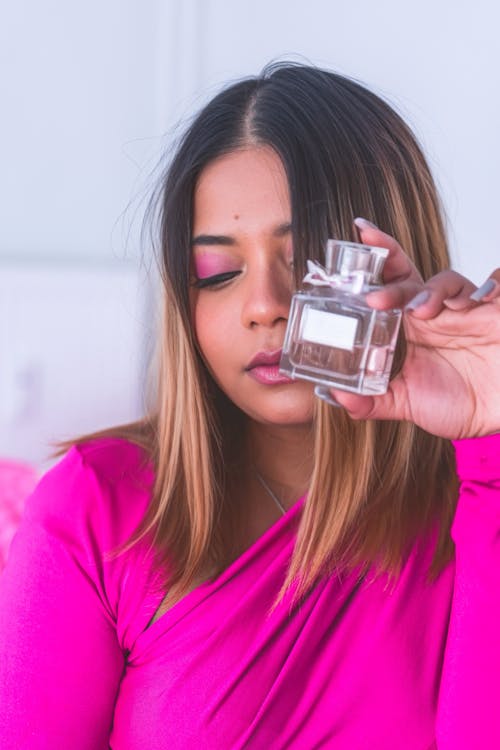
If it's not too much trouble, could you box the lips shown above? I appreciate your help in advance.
[245,349,283,370]
[245,349,294,385]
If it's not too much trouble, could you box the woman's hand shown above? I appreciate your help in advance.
[326,219,500,439]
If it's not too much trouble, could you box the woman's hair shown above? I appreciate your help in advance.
[72,62,457,613]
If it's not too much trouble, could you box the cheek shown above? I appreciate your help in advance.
[193,298,238,370]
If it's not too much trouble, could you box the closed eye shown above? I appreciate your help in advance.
[191,270,242,289]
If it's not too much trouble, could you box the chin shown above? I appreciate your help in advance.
[240,395,315,427]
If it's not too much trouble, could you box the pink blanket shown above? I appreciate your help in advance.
[0,459,37,572]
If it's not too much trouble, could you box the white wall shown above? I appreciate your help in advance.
[0,0,165,262]
[1,0,498,464]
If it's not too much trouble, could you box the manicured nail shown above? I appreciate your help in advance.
[405,290,431,311]
[470,278,496,301]
[354,217,379,231]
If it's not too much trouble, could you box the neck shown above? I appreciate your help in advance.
[243,420,314,509]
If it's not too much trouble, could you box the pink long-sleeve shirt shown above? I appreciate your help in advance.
[0,434,498,749]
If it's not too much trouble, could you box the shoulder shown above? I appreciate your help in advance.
[23,437,155,551]
[453,432,500,482]
[73,436,154,486]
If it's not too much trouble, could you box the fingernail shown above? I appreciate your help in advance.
[470,278,496,301]
[314,386,343,408]
[354,217,379,231]
[405,290,431,311]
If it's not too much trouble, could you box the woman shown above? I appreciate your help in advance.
[0,62,498,749]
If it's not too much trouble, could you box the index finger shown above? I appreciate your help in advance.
[353,217,423,284]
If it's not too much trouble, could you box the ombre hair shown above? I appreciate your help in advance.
[70,62,458,613]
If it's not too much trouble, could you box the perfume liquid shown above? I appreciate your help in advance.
[280,240,402,395]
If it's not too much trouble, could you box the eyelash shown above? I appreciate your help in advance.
[191,270,242,289]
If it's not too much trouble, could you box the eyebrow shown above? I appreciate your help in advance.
[191,222,292,246]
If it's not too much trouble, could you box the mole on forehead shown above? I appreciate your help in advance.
[233,214,240,220]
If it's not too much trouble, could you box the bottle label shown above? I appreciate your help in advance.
[300,306,358,350]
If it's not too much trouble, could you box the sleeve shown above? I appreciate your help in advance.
[436,433,500,749]
[0,447,126,750]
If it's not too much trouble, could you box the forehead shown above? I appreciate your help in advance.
[193,147,291,229]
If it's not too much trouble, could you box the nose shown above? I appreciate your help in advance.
[240,261,292,330]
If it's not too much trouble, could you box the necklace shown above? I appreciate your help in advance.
[255,471,287,516]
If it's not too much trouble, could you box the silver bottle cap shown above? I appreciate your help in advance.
[325,240,388,284]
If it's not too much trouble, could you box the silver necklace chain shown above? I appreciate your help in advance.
[255,471,287,516]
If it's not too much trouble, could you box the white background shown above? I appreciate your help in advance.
[1,0,499,465]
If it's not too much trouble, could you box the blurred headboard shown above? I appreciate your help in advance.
[0,259,151,468]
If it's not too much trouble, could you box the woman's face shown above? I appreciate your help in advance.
[190,146,315,426]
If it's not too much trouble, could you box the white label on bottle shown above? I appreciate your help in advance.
[300,307,358,350]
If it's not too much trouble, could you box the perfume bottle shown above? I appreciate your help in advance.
[280,240,402,396]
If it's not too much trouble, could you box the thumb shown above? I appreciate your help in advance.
[326,386,404,422]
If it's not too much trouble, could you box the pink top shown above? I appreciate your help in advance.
[0,434,498,749]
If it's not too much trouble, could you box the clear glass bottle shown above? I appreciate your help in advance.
[279,240,402,396]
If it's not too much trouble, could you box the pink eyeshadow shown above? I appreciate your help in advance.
[193,253,237,279]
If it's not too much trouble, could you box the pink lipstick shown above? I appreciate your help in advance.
[245,350,294,385]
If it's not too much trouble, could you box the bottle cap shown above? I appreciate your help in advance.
[325,240,388,284]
